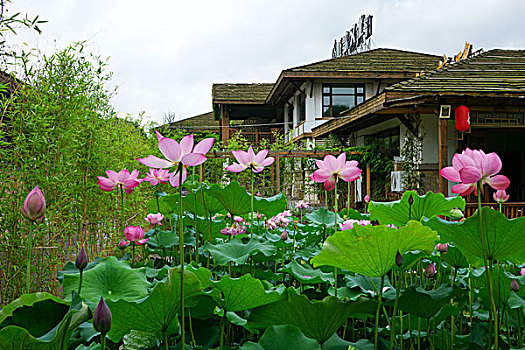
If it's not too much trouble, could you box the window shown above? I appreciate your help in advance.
[365,127,400,157]
[322,84,365,117]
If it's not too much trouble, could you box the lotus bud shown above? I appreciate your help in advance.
[511,279,520,292]
[450,208,464,221]
[408,194,414,206]
[281,230,288,241]
[75,247,88,270]
[93,297,112,335]
[364,194,370,203]
[256,213,262,220]
[20,186,46,221]
[424,262,436,278]
[395,251,403,268]
[493,189,510,204]
[436,243,448,254]
[521,267,525,276]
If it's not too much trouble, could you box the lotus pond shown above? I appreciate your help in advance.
[2,134,525,350]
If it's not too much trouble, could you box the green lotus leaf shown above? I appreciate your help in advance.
[0,293,69,338]
[208,181,286,217]
[183,183,224,216]
[212,274,285,312]
[106,268,203,342]
[343,208,370,221]
[0,293,90,349]
[397,285,462,319]
[146,193,179,215]
[424,207,525,265]
[63,256,150,303]
[311,221,438,277]
[442,245,469,269]
[247,287,376,344]
[254,192,288,218]
[204,238,275,266]
[183,213,226,241]
[305,207,342,227]
[369,190,465,226]
[241,325,320,350]
[146,229,178,249]
[280,260,334,285]
[57,258,102,282]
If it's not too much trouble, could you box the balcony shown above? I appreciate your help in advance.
[228,127,281,146]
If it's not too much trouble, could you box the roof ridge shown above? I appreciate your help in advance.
[285,47,441,72]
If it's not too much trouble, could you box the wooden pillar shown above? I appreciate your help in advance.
[276,154,281,193]
[438,119,448,195]
[220,104,230,146]
[270,162,275,195]
[366,165,371,196]
[350,181,355,208]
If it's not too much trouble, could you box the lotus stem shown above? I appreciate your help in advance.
[78,269,83,295]
[178,166,185,347]
[193,188,199,264]
[390,270,402,349]
[132,242,135,268]
[26,221,34,293]
[477,181,498,349]
[334,179,338,298]
[163,331,168,350]
[101,335,106,350]
[156,193,160,213]
[250,170,254,238]
[374,275,385,350]
[220,317,225,350]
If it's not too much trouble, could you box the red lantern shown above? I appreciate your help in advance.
[455,106,470,132]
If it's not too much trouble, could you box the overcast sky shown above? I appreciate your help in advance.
[8,0,525,125]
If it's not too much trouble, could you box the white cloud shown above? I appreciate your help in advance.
[8,0,525,124]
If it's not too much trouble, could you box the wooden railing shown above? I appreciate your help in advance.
[229,128,281,145]
[464,202,525,218]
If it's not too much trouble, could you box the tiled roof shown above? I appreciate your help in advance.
[387,49,525,94]
[167,111,218,130]
[212,83,274,103]
[285,48,441,73]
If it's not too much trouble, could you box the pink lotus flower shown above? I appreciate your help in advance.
[145,213,164,226]
[440,148,510,196]
[520,267,525,276]
[281,230,288,241]
[226,146,275,173]
[143,168,171,186]
[97,169,142,194]
[220,220,247,237]
[295,200,309,209]
[122,225,149,245]
[436,243,448,253]
[310,153,361,191]
[21,186,46,221]
[493,189,509,203]
[339,219,371,231]
[424,262,436,278]
[118,238,129,249]
[137,131,214,187]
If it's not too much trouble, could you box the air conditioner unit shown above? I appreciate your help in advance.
[391,171,406,192]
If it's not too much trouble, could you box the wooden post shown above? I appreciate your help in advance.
[276,154,281,193]
[220,104,230,146]
[255,129,259,145]
[366,165,371,197]
[270,162,275,195]
[438,119,448,195]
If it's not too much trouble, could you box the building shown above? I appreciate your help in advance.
[212,46,525,204]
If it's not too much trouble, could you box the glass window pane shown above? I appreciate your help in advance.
[357,96,364,105]
[323,106,331,117]
[323,96,330,106]
[332,95,354,115]
[332,86,356,94]
[357,86,364,94]
[323,86,330,93]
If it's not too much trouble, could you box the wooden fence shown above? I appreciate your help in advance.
[464,202,525,218]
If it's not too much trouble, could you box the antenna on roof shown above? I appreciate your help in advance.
[331,14,373,58]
